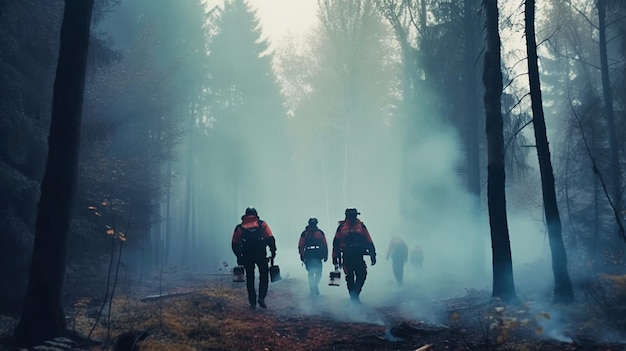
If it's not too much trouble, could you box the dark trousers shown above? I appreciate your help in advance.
[392,259,404,285]
[343,255,367,299]
[243,257,269,305]
[304,258,323,294]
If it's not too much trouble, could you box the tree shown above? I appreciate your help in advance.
[525,0,575,303]
[194,0,289,263]
[0,0,63,314]
[536,1,599,257]
[13,0,94,346]
[297,0,399,211]
[597,0,623,243]
[537,0,626,263]
[463,0,483,209]
[482,0,516,302]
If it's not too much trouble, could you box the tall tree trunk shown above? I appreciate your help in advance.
[597,0,623,243]
[482,0,517,302]
[593,129,600,256]
[464,0,481,208]
[164,161,173,266]
[140,229,153,282]
[13,0,94,346]
[463,0,487,280]
[182,103,195,266]
[525,0,575,304]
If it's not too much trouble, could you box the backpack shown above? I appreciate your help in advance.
[338,221,370,256]
[302,229,324,260]
[240,221,267,258]
[344,231,369,255]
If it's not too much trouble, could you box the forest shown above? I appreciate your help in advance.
[1,0,626,350]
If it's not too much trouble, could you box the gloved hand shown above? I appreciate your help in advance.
[271,251,276,259]
[334,264,339,270]
[332,257,338,266]
[237,256,243,266]
[371,254,377,266]
[323,257,328,262]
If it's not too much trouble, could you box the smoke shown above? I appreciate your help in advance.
[182,70,560,333]
[82,4,626,349]
[97,0,573,330]
[267,272,444,327]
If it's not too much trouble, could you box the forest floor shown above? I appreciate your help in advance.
[2,270,626,351]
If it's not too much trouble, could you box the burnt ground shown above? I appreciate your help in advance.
[1,272,626,351]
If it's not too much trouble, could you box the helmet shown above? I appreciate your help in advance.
[345,208,359,219]
[245,207,258,216]
[308,218,318,226]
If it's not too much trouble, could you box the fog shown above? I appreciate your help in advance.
[102,0,558,323]
[177,74,553,313]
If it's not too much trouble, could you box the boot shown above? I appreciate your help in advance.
[258,299,267,309]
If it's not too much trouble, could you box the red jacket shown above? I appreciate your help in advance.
[232,215,276,258]
[298,225,328,261]
[332,218,375,262]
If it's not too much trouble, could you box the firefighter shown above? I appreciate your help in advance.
[231,207,277,309]
[386,237,408,285]
[298,218,329,296]
[410,244,424,270]
[332,208,376,303]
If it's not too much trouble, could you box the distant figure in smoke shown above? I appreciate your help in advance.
[231,207,277,309]
[386,237,408,285]
[410,244,424,270]
[332,208,377,303]
[298,217,329,296]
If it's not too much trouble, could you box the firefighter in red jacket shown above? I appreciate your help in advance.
[332,208,376,302]
[232,207,277,309]
[298,218,329,296]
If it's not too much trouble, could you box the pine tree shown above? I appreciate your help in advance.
[205,0,288,214]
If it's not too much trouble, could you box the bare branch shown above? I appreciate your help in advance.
[570,94,626,242]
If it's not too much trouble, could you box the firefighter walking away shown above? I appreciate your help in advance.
[332,208,376,303]
[231,207,277,309]
[386,237,408,285]
[298,217,329,296]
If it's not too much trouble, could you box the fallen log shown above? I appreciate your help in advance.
[140,292,192,302]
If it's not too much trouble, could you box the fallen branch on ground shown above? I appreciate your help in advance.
[140,292,192,302]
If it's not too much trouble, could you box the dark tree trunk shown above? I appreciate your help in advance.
[463,0,487,280]
[464,0,481,208]
[597,0,623,243]
[525,0,575,304]
[482,0,517,302]
[13,0,94,347]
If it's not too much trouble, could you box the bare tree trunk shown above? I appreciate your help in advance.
[13,0,94,346]
[463,0,487,280]
[597,0,623,244]
[164,161,173,266]
[464,0,482,208]
[525,0,575,304]
[182,102,195,266]
[482,0,517,302]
